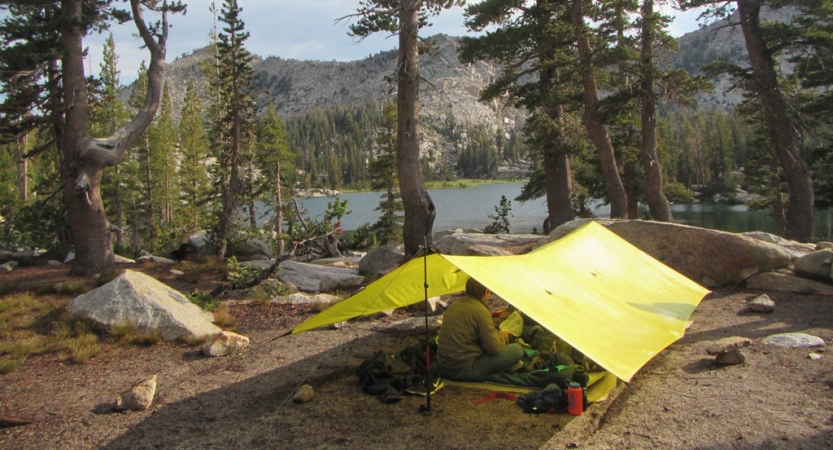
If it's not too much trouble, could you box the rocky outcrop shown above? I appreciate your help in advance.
[273,293,342,306]
[67,270,221,341]
[742,231,816,259]
[793,250,833,280]
[550,219,793,288]
[358,246,404,280]
[277,260,365,293]
[744,270,833,294]
[434,232,546,256]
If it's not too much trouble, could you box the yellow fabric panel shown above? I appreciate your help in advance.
[586,372,618,403]
[442,370,617,404]
[442,221,710,381]
[291,253,468,333]
[292,221,710,382]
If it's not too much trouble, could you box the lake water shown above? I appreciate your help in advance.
[288,183,832,238]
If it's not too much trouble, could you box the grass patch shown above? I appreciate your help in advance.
[95,267,125,286]
[175,270,202,284]
[177,256,226,283]
[0,357,19,374]
[109,323,163,347]
[60,333,102,364]
[310,301,330,314]
[54,281,90,295]
[212,304,237,329]
[0,293,51,324]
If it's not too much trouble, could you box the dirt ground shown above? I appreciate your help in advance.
[1,262,833,450]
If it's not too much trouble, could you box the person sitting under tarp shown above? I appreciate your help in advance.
[437,277,524,381]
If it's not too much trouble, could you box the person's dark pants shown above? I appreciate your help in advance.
[442,343,524,382]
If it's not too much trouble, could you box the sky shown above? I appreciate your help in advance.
[85,1,708,85]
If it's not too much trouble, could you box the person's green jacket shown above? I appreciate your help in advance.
[437,297,505,374]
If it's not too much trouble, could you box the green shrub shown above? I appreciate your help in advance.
[62,333,101,364]
[188,290,219,311]
[212,304,237,329]
[0,357,19,375]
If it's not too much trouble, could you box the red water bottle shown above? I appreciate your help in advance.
[567,382,583,416]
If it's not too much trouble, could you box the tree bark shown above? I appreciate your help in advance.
[275,161,284,255]
[639,0,673,222]
[61,0,167,275]
[736,0,814,242]
[397,0,436,258]
[539,40,573,232]
[571,0,627,219]
[624,160,639,219]
[16,134,28,203]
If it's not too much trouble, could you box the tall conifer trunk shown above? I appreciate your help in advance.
[397,0,436,258]
[736,0,814,242]
[639,0,672,222]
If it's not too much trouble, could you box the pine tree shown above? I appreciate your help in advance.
[90,33,130,246]
[367,101,403,245]
[0,2,67,253]
[255,104,294,254]
[347,0,462,258]
[460,0,581,232]
[127,61,152,250]
[146,83,178,250]
[637,0,674,222]
[570,0,628,218]
[0,0,184,275]
[208,0,255,258]
[177,80,211,235]
[681,0,817,241]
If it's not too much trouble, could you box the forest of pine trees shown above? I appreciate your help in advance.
[0,0,831,264]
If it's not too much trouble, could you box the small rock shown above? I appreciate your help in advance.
[763,333,826,348]
[809,352,823,360]
[816,242,833,251]
[201,331,250,357]
[0,262,13,273]
[47,260,62,267]
[114,374,158,411]
[114,254,135,263]
[706,336,753,356]
[715,349,746,365]
[149,255,174,264]
[170,269,184,276]
[824,377,833,389]
[293,384,314,403]
[310,293,341,305]
[748,294,776,312]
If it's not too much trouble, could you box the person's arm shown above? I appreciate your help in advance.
[476,307,506,356]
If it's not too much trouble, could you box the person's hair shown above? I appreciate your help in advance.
[466,277,489,300]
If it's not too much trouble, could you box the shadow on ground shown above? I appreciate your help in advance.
[100,328,570,450]
[685,290,833,344]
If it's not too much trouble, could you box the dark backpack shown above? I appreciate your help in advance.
[355,350,414,403]
[516,383,567,413]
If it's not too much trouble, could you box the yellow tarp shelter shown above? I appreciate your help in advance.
[292,221,710,382]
